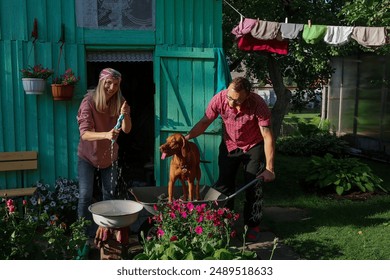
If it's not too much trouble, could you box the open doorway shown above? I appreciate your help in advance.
[86,58,155,191]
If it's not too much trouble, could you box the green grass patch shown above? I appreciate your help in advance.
[261,153,390,260]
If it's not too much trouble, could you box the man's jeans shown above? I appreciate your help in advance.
[214,141,265,228]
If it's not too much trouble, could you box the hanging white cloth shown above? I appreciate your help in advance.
[324,26,354,46]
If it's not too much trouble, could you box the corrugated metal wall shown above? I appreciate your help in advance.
[155,0,222,47]
[0,0,84,190]
[0,0,224,190]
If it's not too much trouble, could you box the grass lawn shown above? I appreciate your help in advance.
[261,153,390,260]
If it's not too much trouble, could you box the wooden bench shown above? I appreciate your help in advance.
[0,151,38,198]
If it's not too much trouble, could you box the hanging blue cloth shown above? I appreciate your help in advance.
[214,48,232,93]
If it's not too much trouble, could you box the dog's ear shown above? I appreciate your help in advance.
[180,134,188,158]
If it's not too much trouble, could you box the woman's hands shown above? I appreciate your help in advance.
[120,101,132,134]
[121,101,130,116]
[105,128,121,141]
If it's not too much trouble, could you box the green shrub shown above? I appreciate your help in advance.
[302,153,386,195]
[297,122,322,137]
[277,134,349,157]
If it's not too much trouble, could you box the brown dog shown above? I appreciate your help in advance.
[160,133,201,202]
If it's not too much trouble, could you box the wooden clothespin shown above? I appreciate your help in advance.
[308,19,312,28]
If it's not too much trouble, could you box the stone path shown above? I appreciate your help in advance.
[230,206,308,260]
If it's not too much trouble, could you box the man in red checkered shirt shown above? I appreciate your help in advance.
[186,77,275,242]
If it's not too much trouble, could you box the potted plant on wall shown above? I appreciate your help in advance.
[21,64,54,95]
[51,69,80,101]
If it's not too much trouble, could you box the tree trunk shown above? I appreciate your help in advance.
[267,55,291,140]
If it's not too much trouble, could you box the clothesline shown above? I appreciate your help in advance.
[223,0,389,29]
[232,18,388,55]
[223,0,244,18]
[224,0,389,52]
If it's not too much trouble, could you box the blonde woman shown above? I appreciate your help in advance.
[77,68,131,236]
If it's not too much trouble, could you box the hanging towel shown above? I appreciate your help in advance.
[214,48,232,93]
[231,17,258,38]
[302,24,328,44]
[250,20,280,40]
[324,26,354,46]
[280,23,304,40]
[237,34,289,55]
[351,27,387,48]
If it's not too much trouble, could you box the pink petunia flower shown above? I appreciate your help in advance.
[6,199,14,207]
[157,228,165,238]
[8,205,15,213]
[195,226,203,235]
[169,211,176,219]
[186,202,194,212]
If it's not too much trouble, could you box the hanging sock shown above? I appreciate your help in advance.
[231,17,258,38]
[279,23,304,40]
[237,34,289,55]
[324,26,354,46]
[250,20,281,40]
[302,24,328,44]
[351,26,387,48]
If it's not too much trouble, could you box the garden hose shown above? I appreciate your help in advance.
[111,114,124,144]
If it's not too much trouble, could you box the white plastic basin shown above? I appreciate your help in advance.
[88,200,143,228]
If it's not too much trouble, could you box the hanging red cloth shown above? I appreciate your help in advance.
[237,34,289,55]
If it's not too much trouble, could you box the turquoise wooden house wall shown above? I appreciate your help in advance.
[0,0,226,191]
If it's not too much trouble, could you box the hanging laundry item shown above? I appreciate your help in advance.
[231,16,258,38]
[213,48,232,93]
[324,26,354,46]
[302,24,327,44]
[237,34,289,55]
[351,27,388,48]
[250,20,280,40]
[280,23,304,40]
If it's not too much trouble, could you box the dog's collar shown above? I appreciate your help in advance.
[181,165,188,174]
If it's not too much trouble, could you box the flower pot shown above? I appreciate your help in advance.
[22,78,47,95]
[51,84,74,101]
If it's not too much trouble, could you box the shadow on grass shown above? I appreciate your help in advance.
[285,239,343,260]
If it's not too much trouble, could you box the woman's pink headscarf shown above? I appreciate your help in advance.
[99,68,122,82]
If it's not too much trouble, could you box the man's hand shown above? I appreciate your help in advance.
[257,169,275,182]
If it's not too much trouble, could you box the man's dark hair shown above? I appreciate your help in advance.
[231,77,252,93]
